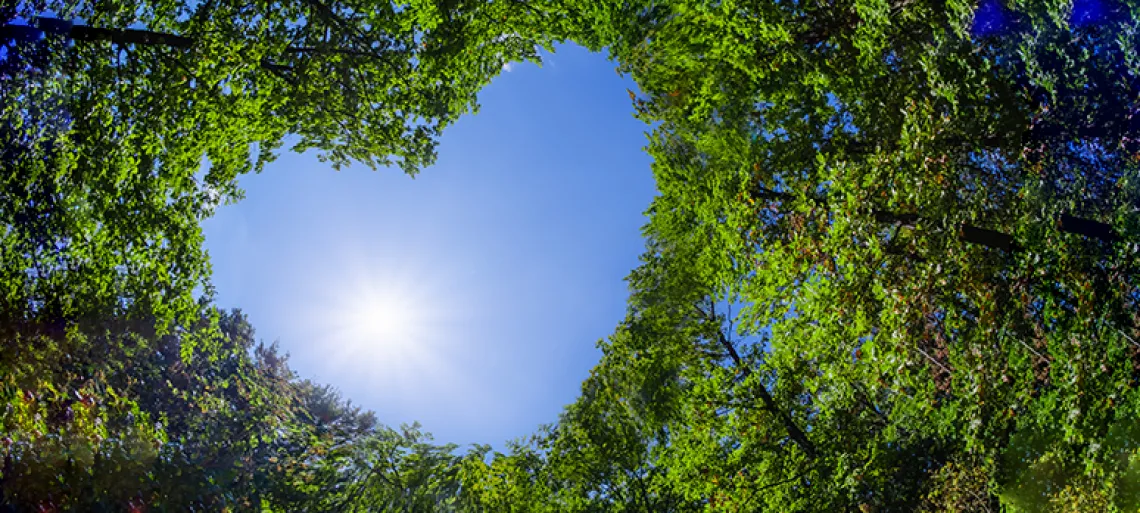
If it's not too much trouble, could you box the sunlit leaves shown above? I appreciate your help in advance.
[5,0,1140,510]
[571,0,1140,509]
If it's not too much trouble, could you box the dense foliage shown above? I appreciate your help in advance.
[576,0,1140,509]
[2,0,546,509]
[3,0,1140,510]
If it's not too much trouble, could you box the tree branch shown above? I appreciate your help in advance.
[713,327,818,458]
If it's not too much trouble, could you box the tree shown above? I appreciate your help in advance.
[571,0,1140,509]
[2,1,546,509]
[0,304,302,510]
[0,0,552,362]
[6,0,1140,510]
[460,435,564,513]
[0,298,486,512]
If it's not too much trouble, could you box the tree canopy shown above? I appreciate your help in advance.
[3,0,1140,510]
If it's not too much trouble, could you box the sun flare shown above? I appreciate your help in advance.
[300,250,467,391]
[343,292,421,345]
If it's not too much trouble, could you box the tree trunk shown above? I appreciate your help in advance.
[1,18,194,48]
[875,209,1123,250]
[715,329,818,458]
[1058,213,1120,243]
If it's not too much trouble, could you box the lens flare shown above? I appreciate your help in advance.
[297,249,466,399]
[342,290,422,347]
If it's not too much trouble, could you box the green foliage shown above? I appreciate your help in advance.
[1,0,553,359]
[1,305,287,509]
[2,1,550,505]
[4,0,1140,510]
[0,304,483,511]
[535,0,1140,510]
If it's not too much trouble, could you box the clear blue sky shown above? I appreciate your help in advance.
[202,44,655,447]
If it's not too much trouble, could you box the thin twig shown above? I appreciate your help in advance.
[1119,328,1140,350]
[913,346,952,375]
[1014,336,1051,362]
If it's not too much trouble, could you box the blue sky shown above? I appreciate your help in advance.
[202,44,655,447]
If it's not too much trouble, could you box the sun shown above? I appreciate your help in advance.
[343,292,421,345]
[322,275,431,361]
[295,245,478,407]
[301,252,458,384]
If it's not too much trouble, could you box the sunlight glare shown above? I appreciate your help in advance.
[344,292,421,346]
[295,246,481,413]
